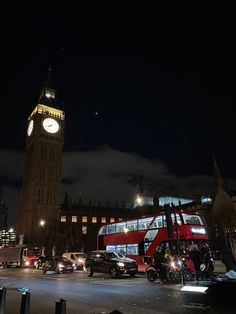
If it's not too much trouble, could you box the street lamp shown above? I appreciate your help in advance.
[39,219,45,227]
[39,219,46,255]
[136,195,143,206]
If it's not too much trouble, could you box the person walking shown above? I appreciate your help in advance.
[189,243,204,282]
[200,245,214,280]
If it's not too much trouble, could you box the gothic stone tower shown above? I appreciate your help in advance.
[17,69,65,252]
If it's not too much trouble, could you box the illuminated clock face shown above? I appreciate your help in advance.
[27,120,34,136]
[42,118,59,134]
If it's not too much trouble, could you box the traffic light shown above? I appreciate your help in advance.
[164,205,174,238]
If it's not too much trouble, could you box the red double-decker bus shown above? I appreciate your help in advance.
[97,210,208,272]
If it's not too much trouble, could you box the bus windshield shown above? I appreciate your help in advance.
[182,214,204,226]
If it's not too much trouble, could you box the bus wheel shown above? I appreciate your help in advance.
[87,266,94,277]
[110,267,119,278]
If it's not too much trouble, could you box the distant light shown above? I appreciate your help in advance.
[39,219,46,227]
[95,112,99,115]
[9,228,14,233]
[136,196,143,205]
[124,227,128,233]
[181,285,208,293]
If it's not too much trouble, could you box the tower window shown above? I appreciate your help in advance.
[60,216,66,222]
[82,226,87,234]
[92,217,97,223]
[82,216,87,223]
[72,216,77,223]
[101,217,106,223]
[110,218,115,223]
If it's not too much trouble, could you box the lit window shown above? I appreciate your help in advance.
[101,217,106,223]
[110,218,115,223]
[82,216,87,223]
[119,218,123,221]
[72,216,77,223]
[61,216,66,222]
[92,217,97,223]
[82,226,87,234]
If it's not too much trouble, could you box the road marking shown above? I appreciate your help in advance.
[182,303,211,310]
[91,281,134,287]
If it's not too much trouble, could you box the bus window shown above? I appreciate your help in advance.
[127,220,137,231]
[106,245,116,252]
[116,222,126,233]
[171,213,182,225]
[144,229,159,241]
[99,225,107,235]
[182,214,204,226]
[144,242,152,253]
[116,245,126,255]
[127,244,138,255]
[107,224,116,234]
[138,217,153,230]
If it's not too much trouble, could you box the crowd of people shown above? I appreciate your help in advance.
[153,243,214,282]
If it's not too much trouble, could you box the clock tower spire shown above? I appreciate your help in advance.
[17,67,65,253]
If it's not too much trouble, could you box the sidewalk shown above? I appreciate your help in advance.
[213,260,226,275]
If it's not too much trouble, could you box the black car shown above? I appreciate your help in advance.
[85,250,138,278]
[42,256,74,274]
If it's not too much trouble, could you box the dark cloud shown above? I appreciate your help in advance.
[2,147,236,226]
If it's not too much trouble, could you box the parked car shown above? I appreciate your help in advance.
[42,256,75,274]
[85,250,138,278]
[62,252,87,270]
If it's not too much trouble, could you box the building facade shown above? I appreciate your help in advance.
[57,199,160,255]
[16,68,65,252]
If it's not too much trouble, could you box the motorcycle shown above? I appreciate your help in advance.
[146,261,181,283]
[146,258,193,283]
[174,257,194,281]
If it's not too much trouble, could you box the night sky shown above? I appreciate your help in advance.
[3,11,236,225]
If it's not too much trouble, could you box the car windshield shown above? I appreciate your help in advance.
[105,252,126,259]
[55,257,69,262]
[75,253,86,258]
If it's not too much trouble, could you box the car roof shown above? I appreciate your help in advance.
[90,250,114,254]
[63,252,86,254]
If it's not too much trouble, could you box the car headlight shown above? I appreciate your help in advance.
[72,263,76,267]
[25,261,30,266]
[117,262,125,267]
[58,263,64,268]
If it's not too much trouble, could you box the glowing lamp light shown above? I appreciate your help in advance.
[39,219,46,227]
[124,227,128,233]
[8,228,14,233]
[136,196,143,205]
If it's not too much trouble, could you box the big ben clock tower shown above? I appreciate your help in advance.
[17,67,65,252]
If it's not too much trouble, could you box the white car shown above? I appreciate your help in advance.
[62,252,87,270]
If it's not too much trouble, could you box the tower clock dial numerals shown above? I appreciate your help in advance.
[42,117,59,134]
[27,120,34,136]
